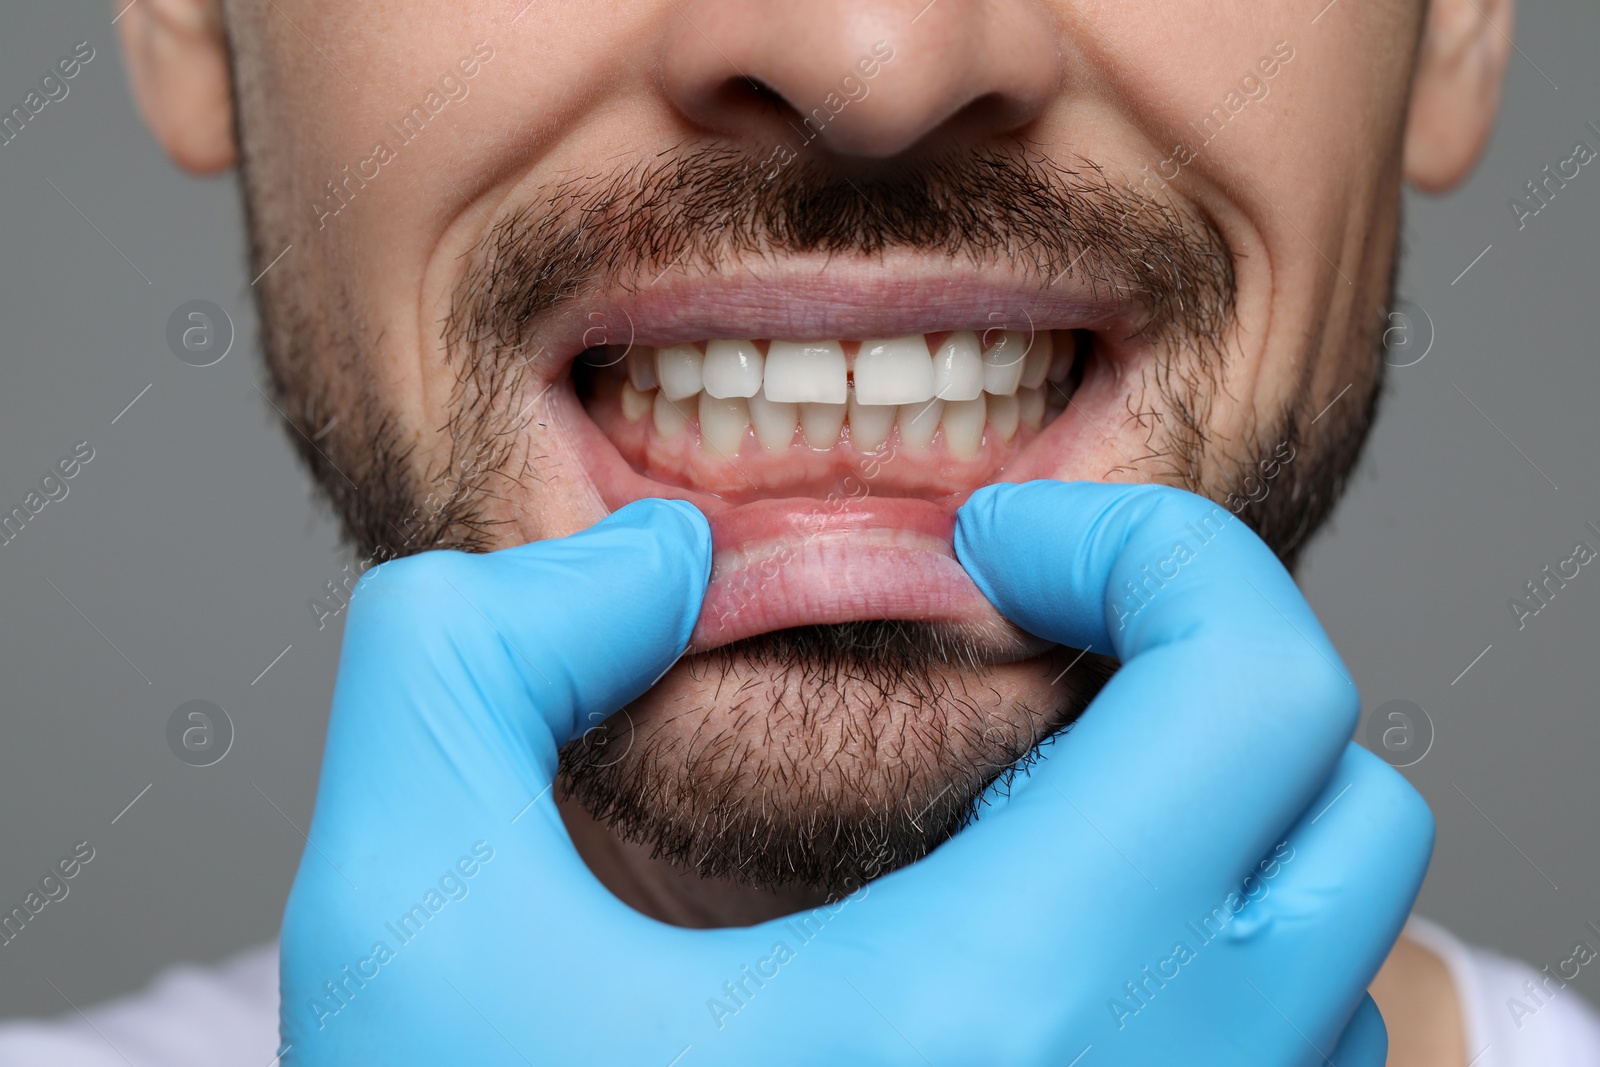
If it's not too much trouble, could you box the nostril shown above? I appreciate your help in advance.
[742,77,783,105]
[705,75,797,127]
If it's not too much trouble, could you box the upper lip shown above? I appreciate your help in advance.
[512,252,1152,381]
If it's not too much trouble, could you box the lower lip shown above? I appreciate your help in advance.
[692,495,1003,651]
[581,439,1024,653]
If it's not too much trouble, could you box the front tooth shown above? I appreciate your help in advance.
[763,340,848,404]
[627,347,658,390]
[800,402,846,448]
[981,331,1028,396]
[653,390,692,438]
[931,331,983,401]
[621,380,654,422]
[699,393,750,456]
[987,393,1019,441]
[702,339,764,399]
[1018,385,1046,429]
[1020,332,1053,390]
[897,398,944,449]
[942,397,986,458]
[854,335,935,405]
[656,343,704,400]
[748,391,799,451]
[847,388,895,452]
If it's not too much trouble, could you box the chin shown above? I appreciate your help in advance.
[556,613,1115,898]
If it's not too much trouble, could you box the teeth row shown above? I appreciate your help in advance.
[627,331,1063,407]
[621,380,1052,457]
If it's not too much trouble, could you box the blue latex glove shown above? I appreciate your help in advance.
[279,484,1431,1066]
[952,481,1432,1063]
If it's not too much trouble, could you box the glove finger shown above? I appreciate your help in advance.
[952,480,1359,890]
[334,497,709,750]
[1326,995,1388,1067]
[306,497,708,855]
[439,496,711,746]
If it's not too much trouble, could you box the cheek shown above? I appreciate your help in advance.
[508,388,625,542]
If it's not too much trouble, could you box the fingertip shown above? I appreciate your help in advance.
[954,480,1022,527]
[605,495,705,533]
[952,481,1024,580]
[954,478,1088,545]
[656,498,714,591]
[607,496,710,553]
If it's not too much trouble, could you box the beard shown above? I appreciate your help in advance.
[558,622,1121,901]
[240,141,1388,902]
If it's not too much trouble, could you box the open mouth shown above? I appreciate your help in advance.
[580,329,1082,493]
[527,266,1144,660]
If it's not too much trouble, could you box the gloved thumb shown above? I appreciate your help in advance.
[338,497,711,751]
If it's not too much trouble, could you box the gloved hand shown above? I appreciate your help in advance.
[278,484,1431,1066]
[951,480,1432,1064]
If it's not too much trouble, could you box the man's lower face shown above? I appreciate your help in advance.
[556,287,1126,897]
[253,146,1385,904]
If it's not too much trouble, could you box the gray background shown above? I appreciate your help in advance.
[1,0,1596,1025]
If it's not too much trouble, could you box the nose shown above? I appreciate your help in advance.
[662,0,1061,158]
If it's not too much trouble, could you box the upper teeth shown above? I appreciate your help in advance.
[613,331,1068,457]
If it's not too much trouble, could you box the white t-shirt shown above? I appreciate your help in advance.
[1,919,1597,1064]
[1405,917,1600,1067]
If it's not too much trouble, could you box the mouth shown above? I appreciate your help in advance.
[534,262,1146,658]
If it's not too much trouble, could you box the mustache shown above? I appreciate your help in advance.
[444,146,1236,360]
